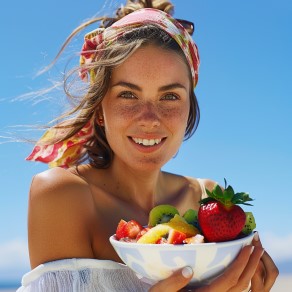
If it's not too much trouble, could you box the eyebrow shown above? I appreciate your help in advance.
[111,81,188,92]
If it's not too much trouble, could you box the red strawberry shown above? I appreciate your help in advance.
[116,219,127,240]
[198,179,253,242]
[115,219,143,240]
[167,229,186,244]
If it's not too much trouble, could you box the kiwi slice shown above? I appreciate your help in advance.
[148,204,179,227]
[183,209,198,225]
[242,212,256,235]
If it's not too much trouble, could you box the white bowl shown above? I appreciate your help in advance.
[110,232,255,286]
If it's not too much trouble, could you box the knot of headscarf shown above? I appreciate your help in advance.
[26,8,200,168]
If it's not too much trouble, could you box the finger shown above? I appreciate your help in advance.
[209,245,254,291]
[253,232,279,290]
[261,251,279,290]
[250,261,265,292]
[228,246,264,292]
[149,266,193,292]
[252,231,263,247]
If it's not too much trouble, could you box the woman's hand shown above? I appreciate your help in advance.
[149,265,194,292]
[201,244,264,292]
[149,233,278,292]
[250,232,279,291]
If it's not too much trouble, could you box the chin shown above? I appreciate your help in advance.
[133,157,167,172]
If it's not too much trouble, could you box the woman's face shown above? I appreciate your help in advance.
[101,44,191,172]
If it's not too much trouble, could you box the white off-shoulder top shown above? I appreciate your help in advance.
[17,258,152,291]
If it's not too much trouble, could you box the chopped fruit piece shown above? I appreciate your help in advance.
[136,227,151,240]
[156,237,168,244]
[242,212,256,235]
[167,229,186,244]
[184,234,205,244]
[115,219,143,240]
[116,219,127,240]
[119,237,137,243]
[137,224,171,244]
[164,214,200,237]
[183,208,199,229]
[148,204,179,227]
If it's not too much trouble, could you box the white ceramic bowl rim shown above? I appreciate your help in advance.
[109,232,255,248]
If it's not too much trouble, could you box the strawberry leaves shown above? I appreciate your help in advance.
[201,179,253,208]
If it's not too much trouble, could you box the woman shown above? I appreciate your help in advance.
[18,0,278,291]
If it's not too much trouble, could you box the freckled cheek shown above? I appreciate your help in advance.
[160,107,189,122]
[158,105,190,133]
[108,104,189,125]
[111,104,141,120]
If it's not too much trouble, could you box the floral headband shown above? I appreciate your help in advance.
[26,8,200,168]
[80,8,199,86]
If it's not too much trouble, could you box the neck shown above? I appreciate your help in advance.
[108,159,164,212]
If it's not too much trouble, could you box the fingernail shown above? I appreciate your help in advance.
[250,246,255,254]
[182,266,193,278]
[253,231,260,241]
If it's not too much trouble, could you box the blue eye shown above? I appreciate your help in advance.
[119,91,136,99]
[162,93,179,100]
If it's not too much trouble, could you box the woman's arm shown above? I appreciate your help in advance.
[28,167,95,268]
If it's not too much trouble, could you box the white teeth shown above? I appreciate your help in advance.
[132,137,162,146]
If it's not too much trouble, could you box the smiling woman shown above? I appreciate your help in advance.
[17,0,278,291]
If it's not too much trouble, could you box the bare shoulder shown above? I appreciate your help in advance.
[162,171,220,194]
[28,167,96,268]
[29,167,93,211]
[188,177,217,191]
[185,177,218,192]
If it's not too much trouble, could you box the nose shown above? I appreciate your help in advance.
[137,102,161,129]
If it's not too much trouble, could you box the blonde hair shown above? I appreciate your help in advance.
[40,0,200,168]
[114,0,174,18]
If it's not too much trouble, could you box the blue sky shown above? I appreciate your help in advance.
[0,0,291,284]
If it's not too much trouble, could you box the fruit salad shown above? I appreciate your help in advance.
[114,180,256,244]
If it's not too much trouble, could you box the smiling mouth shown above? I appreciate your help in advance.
[131,137,163,146]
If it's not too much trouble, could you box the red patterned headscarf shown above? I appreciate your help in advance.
[26,8,200,168]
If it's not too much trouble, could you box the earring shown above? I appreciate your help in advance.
[98,117,104,126]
